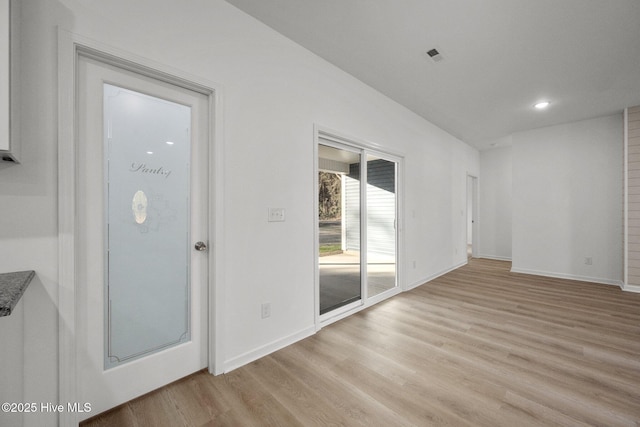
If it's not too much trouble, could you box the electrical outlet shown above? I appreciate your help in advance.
[584,257,593,266]
[261,302,271,319]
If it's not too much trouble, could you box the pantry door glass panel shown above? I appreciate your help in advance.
[104,83,191,368]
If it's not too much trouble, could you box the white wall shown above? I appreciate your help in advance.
[0,1,61,424]
[0,297,24,427]
[0,0,478,423]
[466,176,473,245]
[479,146,512,260]
[512,115,623,284]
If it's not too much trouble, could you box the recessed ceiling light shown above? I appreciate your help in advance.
[146,151,153,155]
[166,141,175,145]
[534,101,550,110]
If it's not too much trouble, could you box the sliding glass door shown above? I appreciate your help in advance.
[318,138,399,318]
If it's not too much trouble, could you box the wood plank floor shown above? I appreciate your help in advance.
[82,259,640,426]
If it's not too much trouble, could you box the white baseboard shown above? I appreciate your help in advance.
[478,254,512,262]
[223,325,315,373]
[510,267,622,287]
[406,259,467,290]
[621,283,640,293]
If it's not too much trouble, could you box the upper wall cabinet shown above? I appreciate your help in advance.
[0,0,19,164]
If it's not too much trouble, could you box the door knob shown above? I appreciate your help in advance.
[194,241,208,251]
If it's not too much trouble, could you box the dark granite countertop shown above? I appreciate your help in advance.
[0,271,35,317]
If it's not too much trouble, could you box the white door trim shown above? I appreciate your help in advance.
[57,29,225,426]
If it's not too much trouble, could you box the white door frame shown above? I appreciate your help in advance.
[314,125,405,329]
[57,29,225,425]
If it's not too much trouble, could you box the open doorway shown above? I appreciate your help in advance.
[466,175,478,259]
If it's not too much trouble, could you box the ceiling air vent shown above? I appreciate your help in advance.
[426,48,443,62]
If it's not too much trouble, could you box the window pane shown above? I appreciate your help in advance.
[366,155,397,297]
[318,144,361,314]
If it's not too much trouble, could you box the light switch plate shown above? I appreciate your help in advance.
[268,207,285,222]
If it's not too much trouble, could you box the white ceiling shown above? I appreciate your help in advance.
[225,0,640,150]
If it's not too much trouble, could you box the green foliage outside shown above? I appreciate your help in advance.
[319,172,341,220]
[319,244,341,255]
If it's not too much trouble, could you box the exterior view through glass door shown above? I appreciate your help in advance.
[366,155,397,297]
[318,139,398,317]
[318,144,361,314]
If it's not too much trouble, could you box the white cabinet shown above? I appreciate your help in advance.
[0,0,19,164]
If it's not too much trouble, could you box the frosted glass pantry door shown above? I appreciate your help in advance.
[76,54,209,420]
[104,84,191,368]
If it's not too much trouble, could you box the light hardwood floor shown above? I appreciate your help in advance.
[82,259,640,426]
